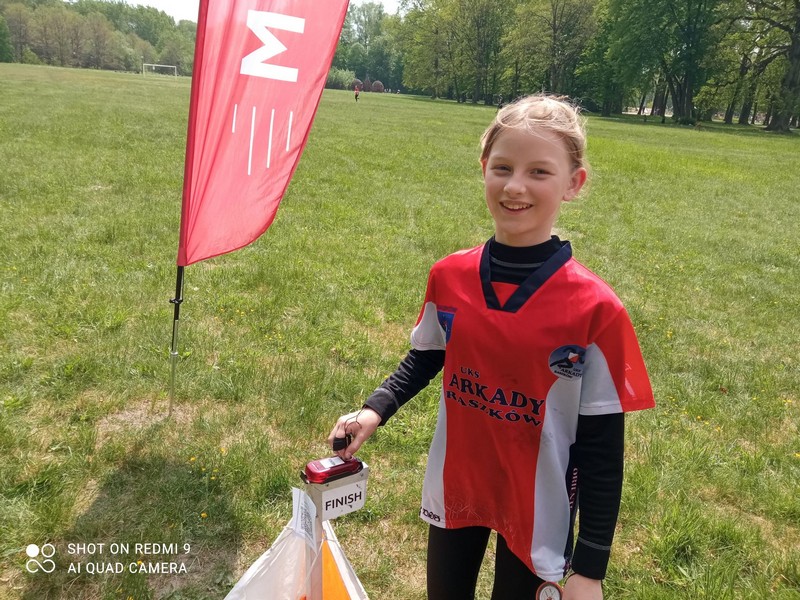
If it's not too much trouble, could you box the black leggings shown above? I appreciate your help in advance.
[427,525,545,600]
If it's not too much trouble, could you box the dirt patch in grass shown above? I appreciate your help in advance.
[95,400,197,444]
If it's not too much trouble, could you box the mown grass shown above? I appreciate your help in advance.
[0,64,798,599]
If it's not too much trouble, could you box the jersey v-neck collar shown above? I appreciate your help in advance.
[480,239,572,312]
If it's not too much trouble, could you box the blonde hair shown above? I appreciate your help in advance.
[480,94,588,173]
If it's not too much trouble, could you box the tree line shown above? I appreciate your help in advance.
[1,0,797,131]
[0,0,195,74]
[335,0,800,132]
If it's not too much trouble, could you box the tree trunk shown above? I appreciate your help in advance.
[739,79,757,125]
[726,53,751,124]
[766,20,800,132]
[651,76,666,116]
[677,73,695,123]
[510,60,521,99]
[665,74,680,120]
[432,55,440,99]
[738,99,751,125]
[724,101,735,124]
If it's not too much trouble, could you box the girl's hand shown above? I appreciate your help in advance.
[327,408,381,460]
[563,573,602,600]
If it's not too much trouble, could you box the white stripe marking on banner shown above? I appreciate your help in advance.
[286,111,293,151]
[232,104,238,134]
[267,108,275,169]
[248,106,256,176]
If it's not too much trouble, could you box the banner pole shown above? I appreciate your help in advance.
[167,265,185,417]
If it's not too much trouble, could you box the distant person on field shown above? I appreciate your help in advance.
[354,86,360,102]
[329,94,655,600]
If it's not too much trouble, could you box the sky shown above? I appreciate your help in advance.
[125,0,402,24]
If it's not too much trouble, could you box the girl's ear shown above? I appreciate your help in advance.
[563,167,588,201]
[480,158,488,178]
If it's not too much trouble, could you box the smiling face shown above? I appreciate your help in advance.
[481,127,586,247]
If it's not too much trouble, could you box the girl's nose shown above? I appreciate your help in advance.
[504,177,525,196]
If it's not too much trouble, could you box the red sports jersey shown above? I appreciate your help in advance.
[414,240,654,581]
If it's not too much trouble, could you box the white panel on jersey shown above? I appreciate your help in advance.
[420,390,448,528]
[410,301,447,351]
[578,343,623,415]
[530,378,580,580]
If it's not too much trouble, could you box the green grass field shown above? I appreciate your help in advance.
[0,64,798,599]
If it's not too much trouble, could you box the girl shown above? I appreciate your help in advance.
[329,95,655,600]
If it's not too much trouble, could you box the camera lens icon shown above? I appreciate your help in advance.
[25,543,56,574]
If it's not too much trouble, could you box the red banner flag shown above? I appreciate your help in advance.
[177,0,350,266]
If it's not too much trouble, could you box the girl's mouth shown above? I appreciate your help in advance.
[501,202,531,212]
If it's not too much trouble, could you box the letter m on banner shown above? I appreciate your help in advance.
[177,0,350,266]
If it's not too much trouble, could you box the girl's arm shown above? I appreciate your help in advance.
[571,412,625,580]
[329,348,444,458]
[363,348,445,423]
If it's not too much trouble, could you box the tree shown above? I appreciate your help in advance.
[723,28,761,123]
[158,28,193,75]
[347,41,368,78]
[365,35,391,83]
[350,1,385,50]
[454,0,510,103]
[575,0,628,114]
[84,11,113,68]
[4,2,33,62]
[30,3,53,62]
[611,0,727,123]
[0,14,12,62]
[326,67,356,89]
[129,31,156,68]
[332,5,356,69]
[513,0,595,94]
[397,0,450,97]
[502,1,549,99]
[44,4,72,65]
[376,13,404,89]
[332,1,402,87]
[66,8,87,67]
[32,3,73,64]
[0,0,193,72]
[741,0,800,132]
[68,0,175,49]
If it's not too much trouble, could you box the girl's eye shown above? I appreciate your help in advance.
[493,165,511,172]
[531,169,550,176]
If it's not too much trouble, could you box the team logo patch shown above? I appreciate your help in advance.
[437,308,456,343]
[548,345,586,380]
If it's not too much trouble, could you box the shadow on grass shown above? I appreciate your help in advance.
[592,113,796,137]
[21,422,242,600]
[399,93,497,109]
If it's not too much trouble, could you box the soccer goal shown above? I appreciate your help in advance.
[142,63,178,77]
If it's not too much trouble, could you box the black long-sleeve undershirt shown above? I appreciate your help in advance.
[363,236,624,580]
